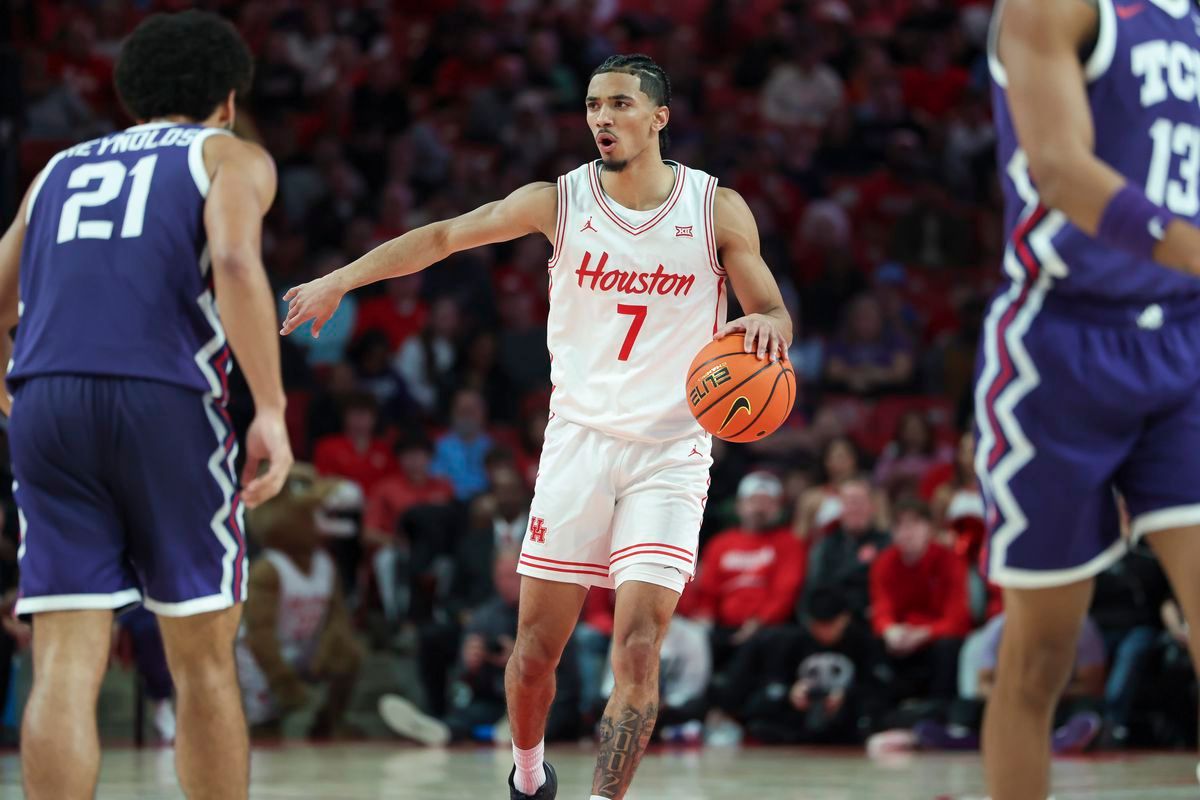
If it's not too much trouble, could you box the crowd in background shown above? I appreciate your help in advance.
[0,0,1195,752]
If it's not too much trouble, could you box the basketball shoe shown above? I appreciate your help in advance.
[508,762,557,799]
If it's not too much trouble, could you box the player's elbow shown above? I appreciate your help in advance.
[1024,145,1084,212]
[209,245,263,282]
[428,220,453,261]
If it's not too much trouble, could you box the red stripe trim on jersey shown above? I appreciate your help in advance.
[547,175,568,270]
[229,495,245,599]
[703,176,724,276]
[610,542,694,558]
[983,283,1033,470]
[520,553,610,569]
[1012,205,1048,282]
[519,559,610,577]
[587,161,687,236]
[713,277,724,335]
[610,549,694,567]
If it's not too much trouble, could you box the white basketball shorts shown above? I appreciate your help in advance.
[516,415,712,594]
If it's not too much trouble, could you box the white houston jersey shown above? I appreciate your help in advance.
[260,548,335,662]
[546,160,728,442]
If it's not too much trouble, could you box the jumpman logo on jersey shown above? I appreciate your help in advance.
[688,445,702,458]
[580,216,598,233]
[529,517,548,544]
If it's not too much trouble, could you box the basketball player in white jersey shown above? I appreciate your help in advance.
[282,54,791,800]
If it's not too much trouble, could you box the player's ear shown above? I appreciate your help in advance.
[219,89,237,131]
[653,105,669,133]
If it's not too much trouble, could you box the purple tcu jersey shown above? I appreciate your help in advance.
[12,122,233,398]
[990,0,1200,304]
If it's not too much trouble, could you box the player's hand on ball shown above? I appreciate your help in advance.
[241,412,294,509]
[714,314,790,362]
[280,274,346,338]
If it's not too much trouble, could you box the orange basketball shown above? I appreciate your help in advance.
[685,334,796,443]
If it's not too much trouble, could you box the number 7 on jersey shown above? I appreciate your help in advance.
[616,304,647,361]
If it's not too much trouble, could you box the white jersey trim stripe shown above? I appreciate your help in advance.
[188,128,232,198]
[25,152,67,225]
[1083,0,1117,82]
[16,589,143,615]
[703,176,723,277]
[989,0,1116,88]
[587,161,688,236]
[202,394,240,606]
[548,175,568,270]
[144,593,238,617]
[713,277,725,335]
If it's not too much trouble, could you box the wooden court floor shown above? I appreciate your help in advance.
[0,743,1196,799]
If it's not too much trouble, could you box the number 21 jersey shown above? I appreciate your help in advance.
[546,160,728,443]
[12,122,234,399]
[990,0,1200,303]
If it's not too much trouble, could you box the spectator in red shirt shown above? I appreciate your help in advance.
[364,437,455,547]
[354,275,426,351]
[682,472,807,667]
[869,497,969,701]
[899,37,968,121]
[312,393,398,495]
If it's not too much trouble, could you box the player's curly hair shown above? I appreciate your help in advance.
[590,54,672,152]
[114,10,253,123]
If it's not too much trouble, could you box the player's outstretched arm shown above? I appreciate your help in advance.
[712,187,793,361]
[280,181,557,337]
[1002,0,1200,273]
[204,135,293,508]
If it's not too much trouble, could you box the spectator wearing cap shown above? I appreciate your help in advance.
[869,498,969,702]
[680,472,806,668]
[801,478,891,621]
[312,393,398,495]
[708,587,891,745]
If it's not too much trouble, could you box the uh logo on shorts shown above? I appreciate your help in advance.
[528,517,548,544]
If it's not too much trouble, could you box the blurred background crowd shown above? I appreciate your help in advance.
[0,0,1194,754]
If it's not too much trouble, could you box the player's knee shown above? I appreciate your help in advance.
[169,645,237,690]
[611,626,662,686]
[511,633,561,683]
[1002,641,1075,706]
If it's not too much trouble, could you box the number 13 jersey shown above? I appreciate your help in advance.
[990,0,1200,303]
[546,160,727,443]
[12,122,234,399]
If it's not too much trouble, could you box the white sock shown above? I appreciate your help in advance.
[512,739,546,795]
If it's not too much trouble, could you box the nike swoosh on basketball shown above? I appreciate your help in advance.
[1116,3,1145,19]
[718,397,752,433]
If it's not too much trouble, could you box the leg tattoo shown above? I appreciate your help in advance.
[592,702,658,799]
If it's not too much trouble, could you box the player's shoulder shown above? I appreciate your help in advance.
[712,186,756,232]
[998,0,1099,51]
[503,180,559,217]
[203,133,274,174]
